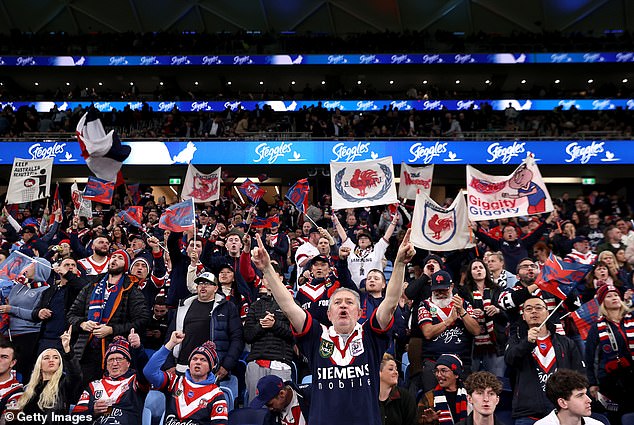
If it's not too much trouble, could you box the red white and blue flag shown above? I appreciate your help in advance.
[118,206,144,228]
[571,298,600,340]
[158,200,195,232]
[127,183,142,206]
[251,215,280,229]
[285,178,310,213]
[49,183,62,226]
[76,106,131,184]
[239,179,266,204]
[83,176,115,205]
[535,252,593,300]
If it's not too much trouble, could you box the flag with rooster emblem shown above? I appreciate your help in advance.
[182,164,221,203]
[399,163,433,199]
[330,156,397,209]
[411,192,474,251]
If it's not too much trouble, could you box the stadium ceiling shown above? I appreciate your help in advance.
[0,0,631,35]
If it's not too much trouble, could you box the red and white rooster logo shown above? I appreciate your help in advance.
[427,213,453,240]
[349,169,381,197]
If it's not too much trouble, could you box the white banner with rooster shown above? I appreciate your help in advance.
[330,156,398,210]
[181,164,221,203]
[410,192,474,251]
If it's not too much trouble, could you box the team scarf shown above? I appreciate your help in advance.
[432,385,468,424]
[87,274,127,363]
[596,314,634,371]
[471,288,496,349]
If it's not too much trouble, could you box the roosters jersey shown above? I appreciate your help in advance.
[78,256,109,276]
[295,274,341,325]
[0,371,23,413]
[293,311,392,425]
[73,374,148,425]
[159,372,228,425]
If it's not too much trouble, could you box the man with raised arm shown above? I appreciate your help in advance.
[250,229,416,425]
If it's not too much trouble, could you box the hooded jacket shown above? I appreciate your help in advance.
[8,258,51,335]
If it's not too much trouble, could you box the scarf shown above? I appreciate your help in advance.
[432,386,468,424]
[472,289,496,351]
[88,274,126,362]
[596,314,634,373]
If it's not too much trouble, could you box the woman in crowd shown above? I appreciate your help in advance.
[459,259,507,377]
[532,241,551,267]
[585,285,634,419]
[598,250,630,289]
[18,326,82,422]
[379,353,417,425]
[582,261,623,302]
[110,225,128,251]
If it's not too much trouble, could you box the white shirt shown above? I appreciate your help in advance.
[534,409,602,425]
[295,242,320,285]
[343,237,389,289]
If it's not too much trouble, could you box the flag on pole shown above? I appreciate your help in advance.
[6,158,53,204]
[571,298,600,340]
[239,179,266,204]
[330,156,398,209]
[251,215,280,229]
[118,206,144,228]
[71,182,93,218]
[466,155,553,221]
[158,200,195,232]
[83,176,115,205]
[535,252,593,300]
[399,163,433,199]
[410,192,474,251]
[127,183,142,206]
[49,183,62,226]
[76,106,131,184]
[285,179,310,213]
[182,164,221,203]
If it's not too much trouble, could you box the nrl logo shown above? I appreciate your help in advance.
[319,339,334,358]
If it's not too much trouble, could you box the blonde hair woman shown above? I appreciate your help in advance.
[18,326,82,419]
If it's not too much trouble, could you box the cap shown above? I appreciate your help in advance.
[218,263,235,273]
[194,271,217,285]
[129,234,146,243]
[430,270,452,291]
[226,228,245,240]
[21,225,37,234]
[249,375,285,409]
[423,254,444,268]
[596,284,620,305]
[571,235,588,244]
[436,354,463,375]
[308,255,330,268]
[200,210,209,217]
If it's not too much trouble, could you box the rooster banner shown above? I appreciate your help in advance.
[411,192,474,251]
[466,155,553,221]
[330,156,398,210]
[6,158,53,204]
[71,182,93,218]
[182,164,221,203]
[399,163,434,199]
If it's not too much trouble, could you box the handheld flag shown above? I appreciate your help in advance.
[158,200,195,232]
[285,179,310,213]
[182,164,221,203]
[76,106,131,184]
[0,251,32,295]
[83,176,115,205]
[399,163,433,199]
[49,183,62,226]
[535,253,593,300]
[127,183,142,206]
[118,206,144,228]
[330,156,398,209]
[71,182,93,218]
[251,215,280,229]
[571,298,600,340]
[239,179,266,204]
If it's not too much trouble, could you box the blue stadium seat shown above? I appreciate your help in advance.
[144,390,165,425]
[301,375,312,384]
[228,407,268,425]
[591,412,611,425]
[220,386,235,412]
[142,407,152,425]
[621,412,634,425]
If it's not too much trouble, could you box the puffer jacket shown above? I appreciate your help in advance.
[243,293,294,364]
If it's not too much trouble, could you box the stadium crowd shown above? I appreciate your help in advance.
[0,182,632,424]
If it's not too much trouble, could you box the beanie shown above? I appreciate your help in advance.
[596,284,620,305]
[436,354,463,376]
[104,336,131,363]
[188,341,219,372]
[112,249,130,271]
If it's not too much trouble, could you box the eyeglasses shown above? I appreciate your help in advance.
[107,357,128,364]
[523,305,547,313]
[518,264,538,270]
[434,368,452,375]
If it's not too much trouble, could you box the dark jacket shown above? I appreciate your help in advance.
[67,274,150,359]
[244,292,294,364]
[21,350,82,424]
[166,231,192,306]
[169,293,244,373]
[263,382,311,425]
[504,320,585,419]
[379,386,416,425]
[455,412,507,425]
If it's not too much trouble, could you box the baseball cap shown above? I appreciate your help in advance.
[430,270,452,291]
[308,255,330,268]
[249,375,285,409]
[571,235,588,244]
[194,271,217,285]
[308,227,321,234]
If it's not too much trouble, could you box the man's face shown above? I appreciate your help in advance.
[310,260,330,279]
[327,290,361,333]
[302,222,312,235]
[424,259,441,275]
[23,263,36,280]
[485,254,503,273]
[226,235,242,255]
[153,304,168,318]
[265,390,287,413]
[573,240,589,254]
[218,267,234,285]
[130,238,146,252]
[92,237,111,257]
[561,388,592,418]
[517,260,538,285]
[197,280,218,301]
[434,366,457,390]
[189,354,211,380]
[147,211,158,223]
[468,387,499,418]
[59,259,77,276]
[588,215,599,226]
[317,238,330,255]
[522,298,548,328]
[0,348,16,375]
[503,226,517,241]
[22,230,35,242]
[108,253,127,275]
[215,223,227,236]
[609,228,622,242]
[186,241,203,257]
[365,271,385,295]
[106,355,130,379]
[130,261,149,279]
[357,235,372,249]
[346,215,357,226]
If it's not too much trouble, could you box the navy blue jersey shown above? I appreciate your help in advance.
[293,311,392,425]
